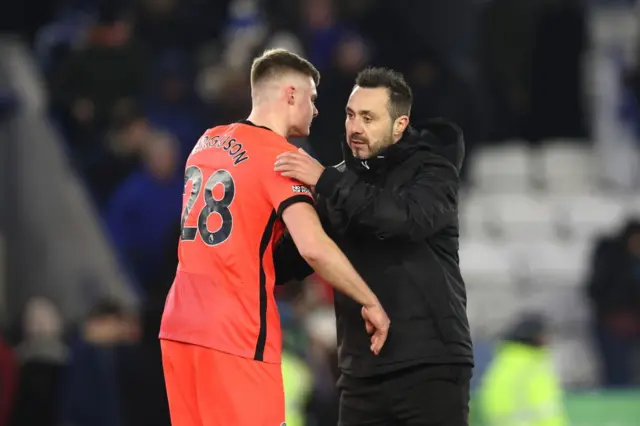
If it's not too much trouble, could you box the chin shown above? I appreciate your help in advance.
[287,129,302,139]
[352,152,367,160]
[290,125,310,139]
[351,147,370,160]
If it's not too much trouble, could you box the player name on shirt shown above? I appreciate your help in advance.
[191,134,250,166]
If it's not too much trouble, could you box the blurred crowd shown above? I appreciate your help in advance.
[586,219,640,388]
[0,0,639,425]
[29,0,592,294]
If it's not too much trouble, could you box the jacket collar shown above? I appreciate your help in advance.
[340,118,465,174]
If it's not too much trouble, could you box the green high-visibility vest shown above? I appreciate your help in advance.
[282,351,313,426]
[478,342,569,426]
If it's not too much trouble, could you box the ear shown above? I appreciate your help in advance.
[393,115,409,137]
[286,85,296,106]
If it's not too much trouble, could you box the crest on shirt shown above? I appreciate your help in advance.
[292,185,311,195]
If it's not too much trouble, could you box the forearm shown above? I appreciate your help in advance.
[303,236,378,307]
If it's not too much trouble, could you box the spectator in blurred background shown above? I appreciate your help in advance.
[308,33,371,165]
[586,219,640,387]
[275,257,340,426]
[479,0,543,140]
[303,306,340,426]
[58,300,139,426]
[142,50,204,161]
[81,107,150,208]
[55,299,168,426]
[300,0,349,72]
[275,67,473,425]
[10,297,66,426]
[527,0,587,143]
[51,6,148,152]
[279,298,314,426]
[124,303,171,426]
[478,314,569,426]
[132,0,190,54]
[105,133,183,297]
[282,344,313,426]
[406,49,483,180]
[0,329,16,426]
[621,55,640,149]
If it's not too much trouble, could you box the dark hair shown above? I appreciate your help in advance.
[250,49,320,88]
[355,67,412,119]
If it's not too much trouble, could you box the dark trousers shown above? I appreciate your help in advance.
[337,364,472,426]
[595,321,639,387]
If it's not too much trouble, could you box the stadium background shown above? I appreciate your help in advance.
[0,0,640,425]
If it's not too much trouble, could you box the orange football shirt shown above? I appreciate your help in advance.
[159,121,313,363]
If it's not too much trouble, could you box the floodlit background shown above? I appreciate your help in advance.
[0,0,639,425]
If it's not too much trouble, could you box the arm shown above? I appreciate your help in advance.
[281,202,379,308]
[281,202,390,354]
[263,145,389,353]
[315,159,458,241]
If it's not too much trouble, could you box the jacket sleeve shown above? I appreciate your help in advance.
[315,157,458,242]
[274,233,313,285]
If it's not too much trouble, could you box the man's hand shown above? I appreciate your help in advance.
[361,304,390,355]
[275,148,325,187]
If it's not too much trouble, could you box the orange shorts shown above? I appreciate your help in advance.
[160,340,285,426]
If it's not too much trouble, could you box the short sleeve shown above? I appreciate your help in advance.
[262,149,314,216]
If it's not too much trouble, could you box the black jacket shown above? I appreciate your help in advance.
[586,219,640,318]
[276,119,474,377]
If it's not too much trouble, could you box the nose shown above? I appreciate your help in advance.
[347,117,364,135]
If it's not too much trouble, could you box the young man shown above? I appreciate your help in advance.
[275,67,473,425]
[158,49,389,426]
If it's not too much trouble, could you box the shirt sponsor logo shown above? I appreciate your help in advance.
[292,185,311,195]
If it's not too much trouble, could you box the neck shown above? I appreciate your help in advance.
[247,105,289,138]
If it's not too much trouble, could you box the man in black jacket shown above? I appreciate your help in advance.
[274,67,473,426]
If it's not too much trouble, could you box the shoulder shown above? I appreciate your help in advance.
[265,138,297,154]
[413,151,459,179]
[218,123,293,152]
[254,136,298,166]
[202,124,229,137]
